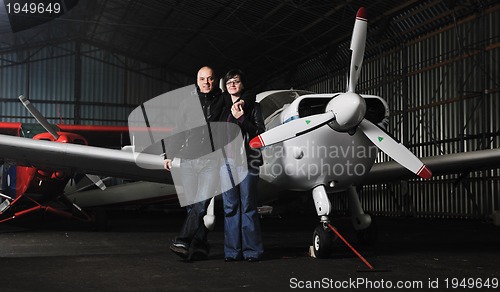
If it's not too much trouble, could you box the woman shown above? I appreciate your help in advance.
[220,69,265,262]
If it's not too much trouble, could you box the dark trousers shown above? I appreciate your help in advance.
[176,198,211,251]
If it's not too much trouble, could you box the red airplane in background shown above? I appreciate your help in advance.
[0,119,178,228]
[0,120,132,227]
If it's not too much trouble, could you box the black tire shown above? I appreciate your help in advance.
[312,224,334,258]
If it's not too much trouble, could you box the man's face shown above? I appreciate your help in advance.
[197,67,215,93]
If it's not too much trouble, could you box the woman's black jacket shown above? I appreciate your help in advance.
[221,91,265,168]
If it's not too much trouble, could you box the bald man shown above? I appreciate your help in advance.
[164,66,224,261]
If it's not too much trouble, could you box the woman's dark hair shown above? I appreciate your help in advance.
[223,68,247,91]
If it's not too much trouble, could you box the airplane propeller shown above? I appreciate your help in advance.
[18,95,107,190]
[249,111,335,148]
[250,7,432,180]
[358,120,432,179]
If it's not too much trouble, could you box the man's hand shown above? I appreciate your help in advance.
[164,159,173,171]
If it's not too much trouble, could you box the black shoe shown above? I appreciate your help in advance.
[225,257,237,262]
[246,257,259,262]
[169,242,189,259]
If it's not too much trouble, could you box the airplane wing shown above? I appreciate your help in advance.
[0,133,172,184]
[362,148,500,185]
[3,126,497,190]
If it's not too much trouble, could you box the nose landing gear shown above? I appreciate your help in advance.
[310,185,377,267]
[311,223,337,258]
[310,185,334,258]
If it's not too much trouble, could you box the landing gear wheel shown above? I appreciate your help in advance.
[357,216,378,246]
[312,224,335,258]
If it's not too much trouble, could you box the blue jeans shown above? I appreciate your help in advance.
[176,158,219,251]
[220,160,263,259]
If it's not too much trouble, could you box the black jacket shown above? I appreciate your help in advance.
[165,86,260,161]
[165,86,223,159]
[221,91,265,168]
[198,86,224,123]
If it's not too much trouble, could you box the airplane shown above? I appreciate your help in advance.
[247,7,433,257]
[0,124,104,226]
[1,7,500,259]
[0,96,176,228]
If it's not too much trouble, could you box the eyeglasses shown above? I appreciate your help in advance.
[226,80,241,86]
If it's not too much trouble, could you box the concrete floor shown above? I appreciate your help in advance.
[1,209,499,291]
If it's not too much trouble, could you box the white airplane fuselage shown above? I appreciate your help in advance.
[260,127,378,191]
[256,91,388,194]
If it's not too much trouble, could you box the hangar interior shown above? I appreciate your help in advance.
[0,0,499,220]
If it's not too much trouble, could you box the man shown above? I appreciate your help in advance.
[164,66,223,260]
[164,66,253,261]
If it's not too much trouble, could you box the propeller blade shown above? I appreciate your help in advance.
[347,7,367,93]
[250,112,335,148]
[358,119,432,179]
[19,95,60,139]
[85,174,107,190]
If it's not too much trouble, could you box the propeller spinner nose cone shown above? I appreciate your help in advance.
[327,92,366,131]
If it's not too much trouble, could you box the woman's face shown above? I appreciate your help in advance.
[226,75,244,96]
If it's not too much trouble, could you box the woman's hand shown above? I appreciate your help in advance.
[231,103,244,119]
[232,100,245,112]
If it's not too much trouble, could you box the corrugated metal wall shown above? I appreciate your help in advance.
[0,41,189,126]
[304,7,500,219]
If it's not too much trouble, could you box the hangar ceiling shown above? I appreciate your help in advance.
[0,0,497,88]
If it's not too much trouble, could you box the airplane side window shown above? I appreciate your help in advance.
[260,95,295,120]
